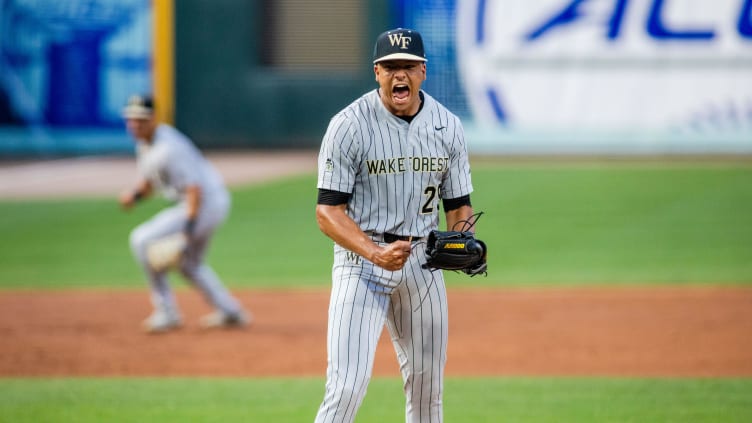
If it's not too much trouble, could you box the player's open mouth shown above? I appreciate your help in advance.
[392,84,410,102]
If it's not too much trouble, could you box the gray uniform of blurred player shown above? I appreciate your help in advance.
[120,95,249,333]
[315,29,476,422]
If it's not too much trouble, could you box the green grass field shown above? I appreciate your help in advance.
[1,377,751,423]
[1,161,751,422]
[1,162,750,288]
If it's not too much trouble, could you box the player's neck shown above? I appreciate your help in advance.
[396,92,425,123]
[143,125,157,144]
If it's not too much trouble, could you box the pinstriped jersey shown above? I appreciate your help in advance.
[317,89,473,237]
[136,124,228,203]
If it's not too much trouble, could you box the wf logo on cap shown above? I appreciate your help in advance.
[388,33,412,49]
[373,28,427,63]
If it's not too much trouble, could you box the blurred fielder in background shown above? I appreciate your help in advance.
[119,94,250,333]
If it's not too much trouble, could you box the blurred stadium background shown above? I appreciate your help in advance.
[1,0,750,156]
[1,1,751,422]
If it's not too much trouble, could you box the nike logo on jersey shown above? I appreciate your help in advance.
[434,125,446,131]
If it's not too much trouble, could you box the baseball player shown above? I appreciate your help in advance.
[314,28,478,422]
[119,94,250,333]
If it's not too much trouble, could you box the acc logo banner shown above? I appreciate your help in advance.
[456,0,752,146]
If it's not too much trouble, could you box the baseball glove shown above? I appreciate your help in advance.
[422,230,487,276]
[146,232,188,272]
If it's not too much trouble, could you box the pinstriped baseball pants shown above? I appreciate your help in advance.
[128,196,242,316]
[315,242,448,423]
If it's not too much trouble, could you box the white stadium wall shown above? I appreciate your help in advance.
[404,0,752,154]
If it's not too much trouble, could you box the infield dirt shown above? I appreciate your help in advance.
[2,153,751,377]
[1,286,751,377]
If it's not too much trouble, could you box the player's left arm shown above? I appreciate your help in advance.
[440,116,474,224]
[184,184,201,236]
[444,203,475,233]
[162,147,202,235]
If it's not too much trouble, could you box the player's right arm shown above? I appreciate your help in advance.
[316,200,411,271]
[119,179,152,210]
[316,109,409,270]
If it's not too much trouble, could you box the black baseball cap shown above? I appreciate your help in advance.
[122,94,154,119]
[373,28,427,64]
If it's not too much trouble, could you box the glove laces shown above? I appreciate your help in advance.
[413,211,485,311]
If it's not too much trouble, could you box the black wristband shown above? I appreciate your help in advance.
[184,218,196,235]
[317,188,351,205]
[132,191,144,202]
[443,194,471,212]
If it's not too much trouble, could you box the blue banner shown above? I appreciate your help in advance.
[393,0,470,118]
[0,0,151,155]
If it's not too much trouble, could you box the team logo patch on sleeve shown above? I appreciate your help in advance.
[325,158,334,172]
